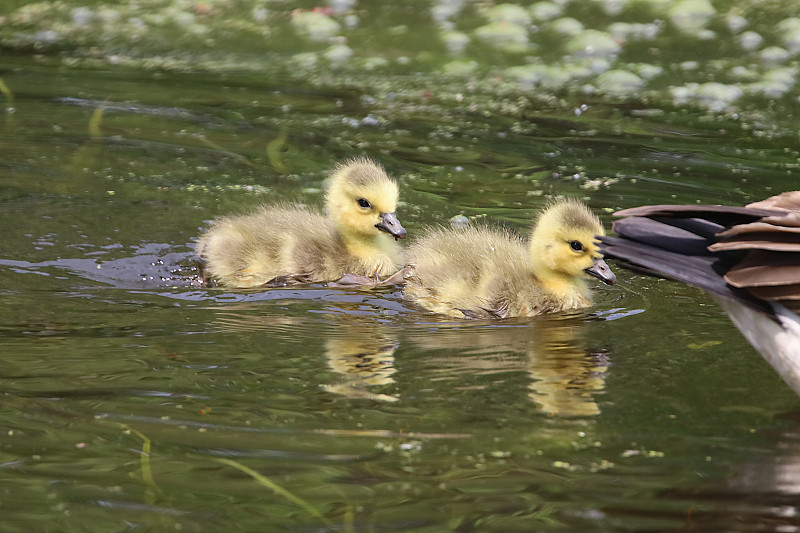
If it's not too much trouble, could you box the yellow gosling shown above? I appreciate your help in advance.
[196,158,406,288]
[404,198,615,318]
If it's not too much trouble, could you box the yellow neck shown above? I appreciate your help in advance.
[538,270,590,301]
[341,232,399,274]
[529,245,591,303]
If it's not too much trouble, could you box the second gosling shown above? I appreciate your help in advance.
[404,199,616,318]
[197,158,407,288]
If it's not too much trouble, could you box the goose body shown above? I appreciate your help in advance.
[197,158,406,288]
[599,191,800,395]
[404,199,616,318]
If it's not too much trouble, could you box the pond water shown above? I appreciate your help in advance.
[3,0,800,531]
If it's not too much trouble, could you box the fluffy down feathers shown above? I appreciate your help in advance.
[197,158,405,288]
[404,199,615,318]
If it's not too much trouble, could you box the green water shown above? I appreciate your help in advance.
[3,0,800,531]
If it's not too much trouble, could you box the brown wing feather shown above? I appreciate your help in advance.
[747,191,800,210]
[603,192,800,318]
[710,232,800,252]
[725,251,800,288]
[614,204,784,224]
[717,221,800,237]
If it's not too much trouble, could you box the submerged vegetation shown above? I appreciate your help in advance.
[4,0,800,122]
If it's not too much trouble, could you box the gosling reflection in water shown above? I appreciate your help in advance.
[212,308,401,403]
[409,314,607,416]
[525,318,608,416]
[210,304,605,413]
[322,325,399,402]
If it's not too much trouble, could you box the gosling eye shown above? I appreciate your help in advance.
[357,198,371,209]
[569,240,584,252]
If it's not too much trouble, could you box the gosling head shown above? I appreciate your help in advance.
[325,157,407,241]
[529,198,616,287]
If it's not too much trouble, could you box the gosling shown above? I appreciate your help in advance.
[404,198,616,318]
[196,158,407,288]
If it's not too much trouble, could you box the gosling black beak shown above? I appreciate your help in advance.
[375,212,407,240]
[585,257,616,285]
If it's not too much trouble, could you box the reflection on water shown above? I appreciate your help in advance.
[203,290,607,414]
[734,425,800,497]
[3,242,800,531]
[650,413,800,532]
[322,324,399,402]
[408,314,607,416]
[526,320,608,417]
[3,18,800,528]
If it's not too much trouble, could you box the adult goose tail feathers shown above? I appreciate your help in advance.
[600,191,800,315]
[598,191,800,395]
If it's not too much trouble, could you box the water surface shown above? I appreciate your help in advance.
[3,1,800,531]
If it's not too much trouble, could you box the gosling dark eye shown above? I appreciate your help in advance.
[357,198,371,209]
[569,240,584,252]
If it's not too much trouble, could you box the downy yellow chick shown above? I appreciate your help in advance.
[196,158,407,288]
[404,198,616,318]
